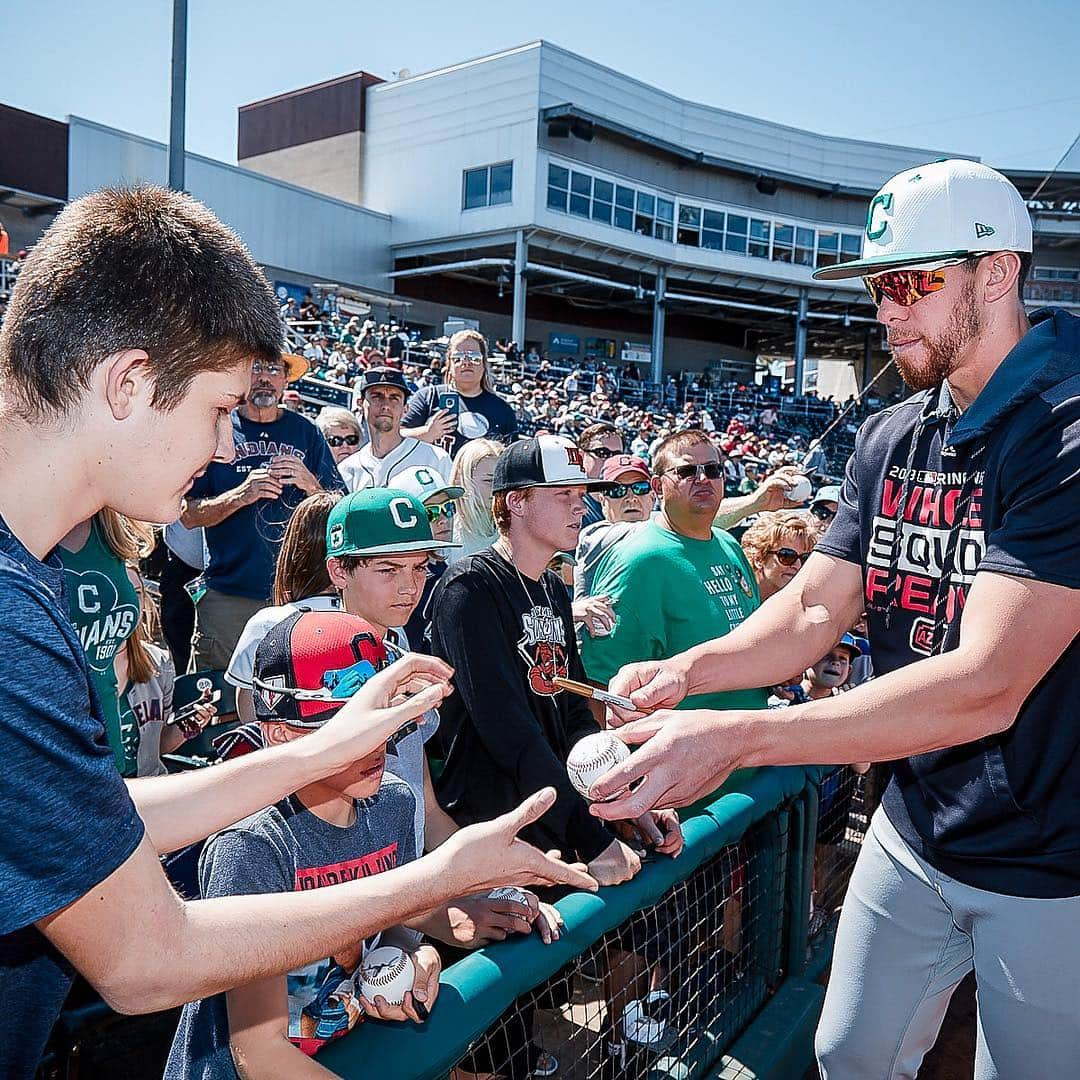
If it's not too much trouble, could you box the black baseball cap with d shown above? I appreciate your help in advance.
[326,488,460,558]
[813,159,1033,282]
[252,609,391,727]
[493,435,615,494]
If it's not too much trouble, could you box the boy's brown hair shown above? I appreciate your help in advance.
[0,185,282,420]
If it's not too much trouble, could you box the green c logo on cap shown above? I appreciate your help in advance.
[866,192,893,241]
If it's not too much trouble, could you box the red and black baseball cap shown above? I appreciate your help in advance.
[252,610,390,727]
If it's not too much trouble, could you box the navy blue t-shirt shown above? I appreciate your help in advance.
[816,309,1080,898]
[0,515,145,1078]
[402,384,518,458]
[188,410,346,601]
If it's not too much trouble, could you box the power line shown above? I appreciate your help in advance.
[1030,128,1080,202]
[866,95,1080,138]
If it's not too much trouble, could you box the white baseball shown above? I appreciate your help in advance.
[487,886,530,907]
[567,732,630,801]
[786,474,813,503]
[359,946,415,1006]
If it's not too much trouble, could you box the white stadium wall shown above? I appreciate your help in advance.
[66,117,392,291]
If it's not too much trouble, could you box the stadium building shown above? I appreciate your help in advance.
[2,40,1077,395]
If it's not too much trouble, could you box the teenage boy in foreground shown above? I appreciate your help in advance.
[0,185,594,1077]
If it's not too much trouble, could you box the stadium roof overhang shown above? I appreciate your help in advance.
[0,185,64,218]
[540,104,873,199]
[389,229,884,358]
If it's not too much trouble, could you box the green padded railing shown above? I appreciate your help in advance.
[320,766,817,1080]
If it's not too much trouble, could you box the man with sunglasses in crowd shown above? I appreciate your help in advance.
[182,351,346,670]
[339,368,452,492]
[580,430,768,754]
[577,422,625,527]
[592,160,1080,1078]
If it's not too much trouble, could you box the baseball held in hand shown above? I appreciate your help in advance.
[488,886,530,906]
[786,474,813,504]
[359,946,415,1006]
[567,732,630,801]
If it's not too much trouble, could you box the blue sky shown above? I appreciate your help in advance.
[6,0,1079,172]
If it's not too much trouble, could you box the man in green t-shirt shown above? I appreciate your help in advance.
[580,429,767,714]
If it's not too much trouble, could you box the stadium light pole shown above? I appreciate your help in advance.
[167,0,188,192]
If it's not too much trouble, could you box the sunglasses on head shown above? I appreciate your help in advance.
[810,504,836,522]
[771,547,811,567]
[862,257,972,307]
[606,480,652,499]
[664,462,724,481]
[425,500,457,522]
[325,434,361,448]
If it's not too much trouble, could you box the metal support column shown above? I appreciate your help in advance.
[167,0,188,192]
[651,265,667,385]
[793,288,808,395]
[862,328,875,391]
[511,231,527,348]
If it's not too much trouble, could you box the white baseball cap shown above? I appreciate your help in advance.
[814,159,1032,281]
[392,465,464,503]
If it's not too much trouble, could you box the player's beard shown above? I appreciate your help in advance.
[249,387,279,408]
[891,278,982,391]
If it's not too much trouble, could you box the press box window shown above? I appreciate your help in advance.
[464,162,513,210]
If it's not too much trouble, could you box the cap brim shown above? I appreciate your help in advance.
[812,249,976,281]
[283,353,309,382]
[493,478,615,494]
[331,539,461,557]
[425,485,466,500]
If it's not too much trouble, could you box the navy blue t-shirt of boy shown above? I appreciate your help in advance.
[188,410,346,602]
[0,515,145,1078]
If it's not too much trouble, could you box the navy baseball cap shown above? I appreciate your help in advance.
[359,367,410,397]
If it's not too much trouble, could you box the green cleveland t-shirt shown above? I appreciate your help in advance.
[580,519,768,712]
[58,519,141,775]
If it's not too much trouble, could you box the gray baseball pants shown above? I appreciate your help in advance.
[816,807,1080,1079]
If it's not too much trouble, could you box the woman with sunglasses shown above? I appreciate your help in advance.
[315,406,366,468]
[739,511,817,600]
[402,330,518,457]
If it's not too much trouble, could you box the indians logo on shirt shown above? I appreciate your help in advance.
[865,465,986,654]
[517,603,569,697]
[65,569,139,672]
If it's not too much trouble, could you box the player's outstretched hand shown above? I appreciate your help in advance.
[606,660,690,724]
[306,653,453,776]
[588,710,740,819]
[443,788,598,895]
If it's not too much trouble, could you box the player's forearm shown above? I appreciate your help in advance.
[180,488,249,529]
[740,649,1018,770]
[679,561,862,697]
[713,492,763,531]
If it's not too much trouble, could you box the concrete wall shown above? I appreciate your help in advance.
[240,130,363,204]
[363,44,543,242]
[67,117,391,291]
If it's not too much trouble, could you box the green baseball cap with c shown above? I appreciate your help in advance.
[326,488,460,558]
